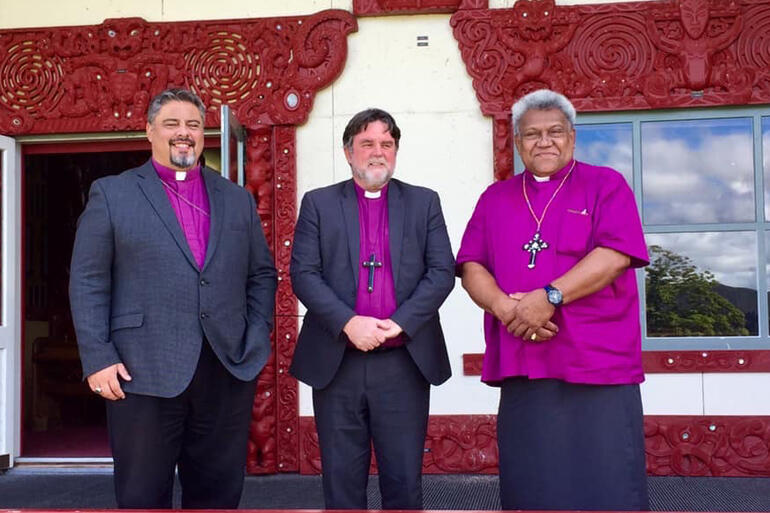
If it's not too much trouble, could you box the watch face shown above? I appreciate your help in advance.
[547,288,562,305]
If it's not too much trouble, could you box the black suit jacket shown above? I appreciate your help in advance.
[289,178,454,389]
[69,160,277,397]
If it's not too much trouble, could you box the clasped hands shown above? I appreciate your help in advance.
[492,288,559,343]
[343,315,403,352]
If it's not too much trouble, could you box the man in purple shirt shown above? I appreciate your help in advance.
[290,109,455,509]
[70,89,276,508]
[457,90,649,511]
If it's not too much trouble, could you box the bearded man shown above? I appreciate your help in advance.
[70,88,276,508]
[290,108,455,509]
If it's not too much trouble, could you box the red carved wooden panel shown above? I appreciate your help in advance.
[464,351,770,375]
[0,11,356,474]
[645,415,770,476]
[300,414,770,477]
[354,0,485,16]
[246,127,277,474]
[0,12,356,135]
[643,350,770,373]
[451,0,770,180]
[273,125,300,472]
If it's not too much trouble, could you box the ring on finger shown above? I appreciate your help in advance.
[94,386,103,394]
[530,333,537,341]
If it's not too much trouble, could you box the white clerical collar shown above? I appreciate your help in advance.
[532,174,550,182]
[364,190,382,199]
[175,171,187,181]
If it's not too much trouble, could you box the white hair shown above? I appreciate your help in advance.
[511,89,577,135]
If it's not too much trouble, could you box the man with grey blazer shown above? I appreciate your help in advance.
[69,89,276,509]
[290,109,454,509]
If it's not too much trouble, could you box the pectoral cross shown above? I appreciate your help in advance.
[523,232,548,269]
[362,253,383,292]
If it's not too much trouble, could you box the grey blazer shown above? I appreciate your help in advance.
[289,178,455,389]
[69,160,277,397]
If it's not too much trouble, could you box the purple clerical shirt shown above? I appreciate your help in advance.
[354,182,403,348]
[456,160,649,385]
[152,159,211,269]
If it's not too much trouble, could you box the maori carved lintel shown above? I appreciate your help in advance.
[354,0,486,16]
[451,0,770,179]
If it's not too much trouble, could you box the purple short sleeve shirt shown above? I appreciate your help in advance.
[456,161,649,386]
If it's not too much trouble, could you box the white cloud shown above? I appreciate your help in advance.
[646,231,757,289]
[641,123,755,224]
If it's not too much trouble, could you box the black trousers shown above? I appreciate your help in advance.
[497,377,649,511]
[105,341,257,509]
[313,347,430,510]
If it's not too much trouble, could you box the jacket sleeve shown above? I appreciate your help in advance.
[391,191,455,338]
[245,191,278,341]
[69,180,122,378]
[290,192,356,338]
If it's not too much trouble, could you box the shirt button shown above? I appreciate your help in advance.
[200,279,208,286]
[200,313,208,319]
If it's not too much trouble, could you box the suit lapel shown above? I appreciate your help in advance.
[135,161,199,270]
[201,168,224,271]
[388,179,405,289]
[341,180,360,289]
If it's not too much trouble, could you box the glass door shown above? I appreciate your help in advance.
[220,105,246,186]
[0,134,21,468]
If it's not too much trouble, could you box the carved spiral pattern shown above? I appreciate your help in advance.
[0,40,64,116]
[185,32,260,107]
[736,6,770,69]
[569,14,653,81]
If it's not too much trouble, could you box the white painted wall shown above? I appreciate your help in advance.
[2,0,767,427]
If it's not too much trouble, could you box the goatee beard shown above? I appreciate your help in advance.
[170,152,196,169]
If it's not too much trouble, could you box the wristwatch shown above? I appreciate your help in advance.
[544,284,563,307]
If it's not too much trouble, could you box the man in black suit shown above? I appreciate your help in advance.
[70,88,276,508]
[290,108,454,509]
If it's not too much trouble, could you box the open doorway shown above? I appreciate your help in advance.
[20,139,224,458]
[21,143,149,457]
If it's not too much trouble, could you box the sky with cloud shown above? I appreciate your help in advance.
[574,117,770,293]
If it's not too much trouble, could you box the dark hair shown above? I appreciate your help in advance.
[147,88,206,124]
[342,108,401,150]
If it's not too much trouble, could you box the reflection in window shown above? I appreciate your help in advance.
[575,123,632,185]
[641,118,754,225]
[645,232,758,337]
[764,117,770,220]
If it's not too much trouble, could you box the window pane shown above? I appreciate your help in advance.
[645,232,757,337]
[765,231,770,332]
[641,118,754,225]
[764,117,770,220]
[575,123,632,185]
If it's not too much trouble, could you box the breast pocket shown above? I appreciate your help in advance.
[556,209,593,256]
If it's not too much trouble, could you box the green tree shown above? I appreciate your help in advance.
[645,245,749,337]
